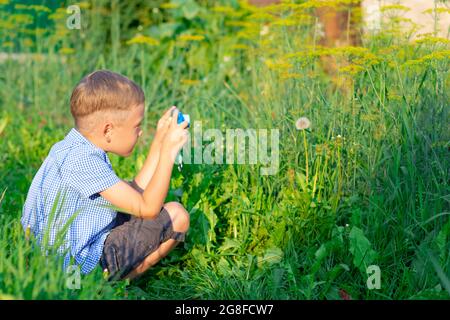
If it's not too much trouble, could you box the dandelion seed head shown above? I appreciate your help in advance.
[296,117,311,130]
[260,25,270,36]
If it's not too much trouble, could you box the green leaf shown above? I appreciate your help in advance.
[295,172,308,192]
[218,238,241,253]
[0,116,9,136]
[182,0,200,20]
[435,218,450,263]
[257,247,283,267]
[148,22,180,39]
[310,244,327,274]
[349,226,377,273]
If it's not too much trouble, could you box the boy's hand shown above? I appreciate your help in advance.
[154,106,177,145]
[161,109,189,162]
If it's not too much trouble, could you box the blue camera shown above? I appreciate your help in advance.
[177,111,190,128]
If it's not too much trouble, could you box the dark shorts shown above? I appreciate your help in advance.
[100,207,185,280]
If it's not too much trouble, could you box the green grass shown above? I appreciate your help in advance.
[0,0,449,300]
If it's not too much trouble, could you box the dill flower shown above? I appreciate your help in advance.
[22,38,33,48]
[211,6,235,14]
[126,34,160,46]
[231,44,250,50]
[280,72,302,80]
[339,64,364,76]
[77,2,90,9]
[272,18,300,26]
[59,47,75,55]
[226,21,258,28]
[24,4,51,12]
[2,41,14,48]
[177,34,205,42]
[248,12,274,22]
[181,79,201,86]
[295,117,311,130]
[422,7,450,15]
[265,58,293,70]
[415,37,450,46]
[48,8,66,20]
[380,4,410,13]
[160,3,179,9]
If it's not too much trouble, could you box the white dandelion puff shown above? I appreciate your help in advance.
[260,25,270,36]
[295,117,311,130]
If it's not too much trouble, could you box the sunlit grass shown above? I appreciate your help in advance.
[0,0,449,300]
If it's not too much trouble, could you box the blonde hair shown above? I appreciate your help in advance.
[70,70,144,126]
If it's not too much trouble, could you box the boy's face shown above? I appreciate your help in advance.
[108,103,144,157]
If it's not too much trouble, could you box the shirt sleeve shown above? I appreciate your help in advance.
[61,149,121,199]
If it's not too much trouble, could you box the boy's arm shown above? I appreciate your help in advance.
[131,106,175,191]
[101,151,174,219]
[130,137,162,192]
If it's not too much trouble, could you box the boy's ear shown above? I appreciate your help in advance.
[104,122,113,143]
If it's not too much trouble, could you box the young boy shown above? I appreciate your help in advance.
[21,70,190,280]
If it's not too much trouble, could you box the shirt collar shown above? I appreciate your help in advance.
[65,128,109,158]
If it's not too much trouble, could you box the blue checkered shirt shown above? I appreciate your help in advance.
[21,128,122,274]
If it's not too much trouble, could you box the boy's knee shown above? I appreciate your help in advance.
[163,202,190,232]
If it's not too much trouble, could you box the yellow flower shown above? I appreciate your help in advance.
[78,2,91,9]
[2,41,14,48]
[339,64,365,75]
[236,28,260,40]
[180,79,201,86]
[247,12,274,22]
[22,38,33,47]
[25,225,31,241]
[211,5,243,17]
[34,28,46,37]
[0,0,10,5]
[212,6,235,14]
[422,7,450,15]
[280,72,302,80]
[403,50,450,67]
[361,114,380,122]
[380,4,411,13]
[231,44,250,50]
[160,3,179,9]
[388,92,402,102]
[177,34,205,42]
[414,37,450,45]
[225,21,259,29]
[14,4,28,9]
[59,47,75,55]
[30,5,51,12]
[264,58,293,70]
[9,13,34,25]
[272,18,300,26]
[126,34,160,46]
[49,8,66,20]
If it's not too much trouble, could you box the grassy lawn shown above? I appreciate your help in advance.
[0,0,449,299]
